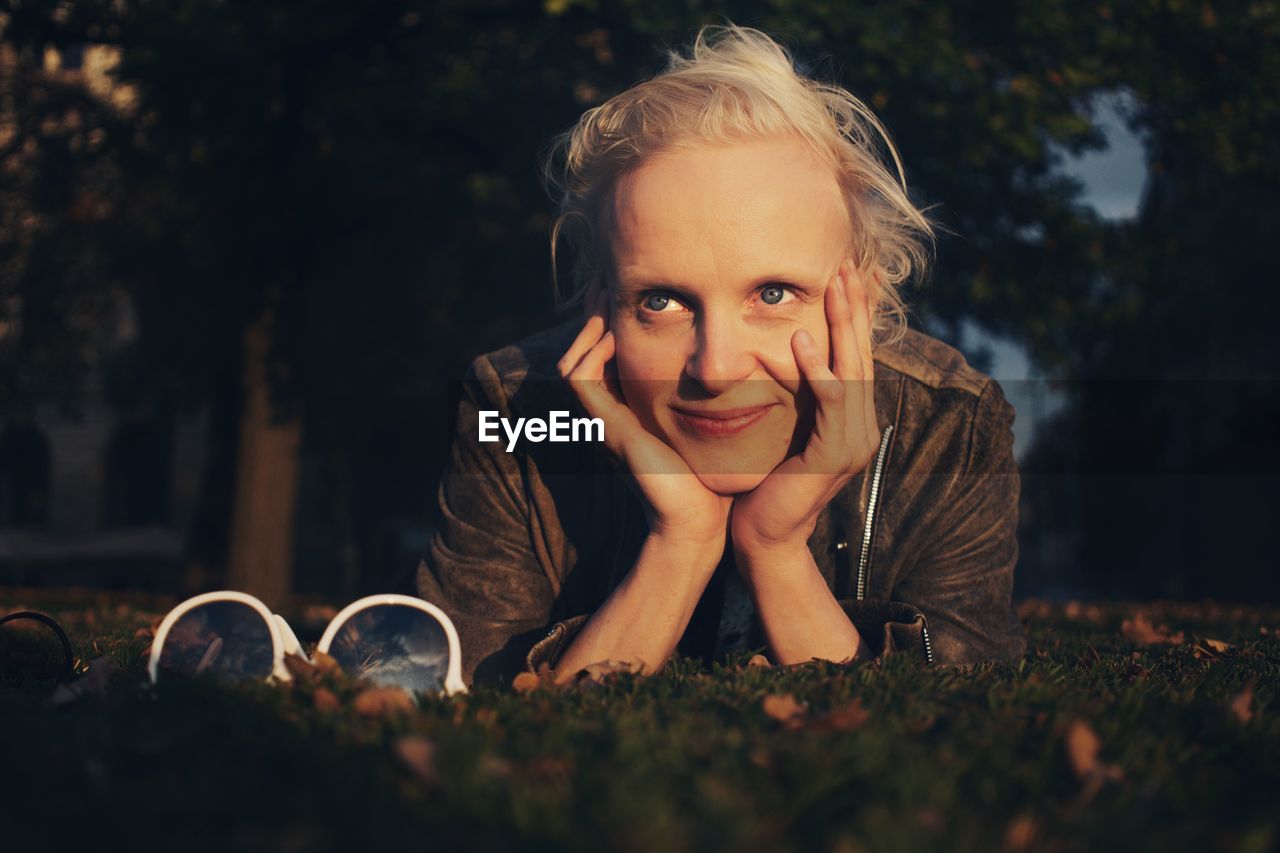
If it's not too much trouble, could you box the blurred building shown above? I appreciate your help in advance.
[0,37,197,587]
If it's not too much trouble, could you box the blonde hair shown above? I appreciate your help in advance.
[543,23,938,347]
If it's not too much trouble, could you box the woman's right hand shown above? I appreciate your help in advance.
[558,290,733,550]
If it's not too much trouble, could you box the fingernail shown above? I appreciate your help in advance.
[796,329,815,348]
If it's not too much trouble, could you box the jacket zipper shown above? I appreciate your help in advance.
[856,424,894,602]
[854,423,933,665]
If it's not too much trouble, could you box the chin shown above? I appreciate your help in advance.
[691,469,772,496]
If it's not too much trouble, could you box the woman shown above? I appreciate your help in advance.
[419,25,1026,686]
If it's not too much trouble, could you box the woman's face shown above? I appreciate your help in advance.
[606,136,855,495]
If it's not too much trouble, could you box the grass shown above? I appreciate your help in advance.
[2,588,1277,852]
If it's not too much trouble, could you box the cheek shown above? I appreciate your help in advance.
[614,323,685,383]
[756,313,832,384]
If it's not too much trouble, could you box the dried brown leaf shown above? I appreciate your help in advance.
[1065,718,1101,779]
[747,654,772,669]
[512,671,541,693]
[1120,613,1184,646]
[283,652,319,683]
[812,697,869,732]
[354,686,415,717]
[1064,718,1122,801]
[312,687,340,712]
[1230,681,1255,723]
[1203,637,1233,653]
[1003,814,1039,852]
[393,736,436,783]
[762,693,807,727]
[311,651,340,674]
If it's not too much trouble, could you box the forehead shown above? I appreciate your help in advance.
[610,137,850,286]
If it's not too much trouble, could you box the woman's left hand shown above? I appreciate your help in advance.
[730,259,881,560]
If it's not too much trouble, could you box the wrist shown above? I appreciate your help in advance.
[644,529,726,576]
[733,532,811,564]
[733,538,815,585]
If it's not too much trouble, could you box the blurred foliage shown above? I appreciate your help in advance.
[0,1,1277,596]
[2,591,1278,850]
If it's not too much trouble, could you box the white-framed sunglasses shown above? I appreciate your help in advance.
[147,591,466,695]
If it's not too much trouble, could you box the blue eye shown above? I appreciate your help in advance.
[642,294,674,312]
[760,285,789,305]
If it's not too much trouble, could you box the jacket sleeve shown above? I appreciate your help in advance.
[417,354,561,686]
[887,379,1027,665]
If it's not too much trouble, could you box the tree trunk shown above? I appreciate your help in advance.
[227,311,301,610]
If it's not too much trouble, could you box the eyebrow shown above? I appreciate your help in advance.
[615,272,824,297]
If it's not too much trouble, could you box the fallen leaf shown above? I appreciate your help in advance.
[747,654,771,668]
[283,653,319,683]
[762,693,807,727]
[354,687,415,717]
[394,736,436,782]
[311,651,340,674]
[1003,814,1039,852]
[1120,613,1184,646]
[1230,681,1255,723]
[1190,636,1235,660]
[312,687,340,712]
[1063,718,1122,800]
[512,671,541,693]
[1064,718,1102,779]
[811,697,869,731]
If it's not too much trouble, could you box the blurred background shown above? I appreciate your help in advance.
[1,0,1276,608]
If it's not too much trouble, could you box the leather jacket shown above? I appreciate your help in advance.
[418,319,1027,685]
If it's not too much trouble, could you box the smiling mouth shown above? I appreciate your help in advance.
[671,403,776,438]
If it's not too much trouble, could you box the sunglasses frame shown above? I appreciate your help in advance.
[147,591,466,695]
[0,610,76,683]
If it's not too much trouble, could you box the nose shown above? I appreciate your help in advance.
[685,312,756,395]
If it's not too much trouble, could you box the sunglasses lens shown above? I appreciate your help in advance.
[0,615,71,687]
[326,605,451,694]
[157,601,274,683]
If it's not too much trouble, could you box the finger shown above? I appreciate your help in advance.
[565,332,672,470]
[566,332,633,427]
[792,329,851,469]
[843,264,879,444]
[563,331,629,439]
[827,266,860,381]
[557,290,610,378]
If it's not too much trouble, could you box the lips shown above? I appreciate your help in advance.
[671,403,777,437]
